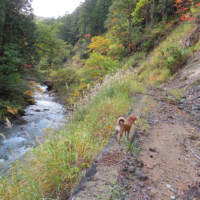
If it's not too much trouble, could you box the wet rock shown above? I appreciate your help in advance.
[34,109,41,112]
[128,166,135,173]
[135,171,148,181]
[121,168,128,171]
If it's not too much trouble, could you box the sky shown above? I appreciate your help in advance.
[32,0,83,18]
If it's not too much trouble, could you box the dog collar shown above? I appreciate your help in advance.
[130,117,135,121]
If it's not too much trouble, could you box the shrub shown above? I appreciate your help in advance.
[142,40,153,52]
[84,52,119,71]
[162,46,184,73]
[123,52,146,70]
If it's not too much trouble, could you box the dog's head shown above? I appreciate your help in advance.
[129,115,138,124]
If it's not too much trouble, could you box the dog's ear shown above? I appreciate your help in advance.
[131,115,137,121]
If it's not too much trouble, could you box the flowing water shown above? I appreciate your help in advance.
[0,86,66,173]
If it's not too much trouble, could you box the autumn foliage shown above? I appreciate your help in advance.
[86,36,111,54]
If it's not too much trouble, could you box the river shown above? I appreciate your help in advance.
[0,85,66,173]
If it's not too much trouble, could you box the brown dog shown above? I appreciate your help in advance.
[115,115,138,143]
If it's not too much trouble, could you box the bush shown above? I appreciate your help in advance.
[142,40,153,52]
[50,67,80,100]
[162,46,184,73]
[84,52,119,71]
[123,52,146,70]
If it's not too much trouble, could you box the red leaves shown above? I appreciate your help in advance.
[84,34,92,37]
[180,15,194,21]
[24,64,32,68]
[175,0,192,13]
[194,3,200,7]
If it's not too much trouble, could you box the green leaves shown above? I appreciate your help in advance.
[36,21,69,70]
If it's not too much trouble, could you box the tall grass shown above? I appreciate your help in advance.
[0,70,145,199]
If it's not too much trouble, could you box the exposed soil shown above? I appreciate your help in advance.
[139,87,200,199]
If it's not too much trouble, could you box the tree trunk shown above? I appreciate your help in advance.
[86,20,88,35]
[162,0,167,20]
[146,3,150,28]
[150,0,155,32]
[129,12,132,47]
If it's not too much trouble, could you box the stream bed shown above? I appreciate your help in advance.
[0,86,66,173]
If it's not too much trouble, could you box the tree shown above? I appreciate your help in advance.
[36,21,69,70]
[0,0,38,95]
[105,0,137,46]
[86,36,111,54]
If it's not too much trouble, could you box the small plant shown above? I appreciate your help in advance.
[168,89,183,101]
[127,141,135,153]
[142,40,153,52]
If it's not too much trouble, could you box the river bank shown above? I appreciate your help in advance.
[0,85,67,173]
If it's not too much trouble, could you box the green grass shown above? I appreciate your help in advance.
[168,88,183,101]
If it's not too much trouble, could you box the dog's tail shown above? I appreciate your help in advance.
[117,117,126,125]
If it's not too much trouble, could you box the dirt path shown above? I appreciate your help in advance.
[139,87,200,199]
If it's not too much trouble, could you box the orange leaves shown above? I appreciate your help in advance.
[84,34,92,37]
[86,36,111,54]
[24,81,42,103]
[26,98,35,102]
[29,81,43,94]
[117,44,124,48]
[194,3,200,7]
[111,18,118,22]
[24,90,34,96]
[4,105,18,115]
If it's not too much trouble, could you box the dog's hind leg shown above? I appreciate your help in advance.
[127,130,130,140]
[118,130,124,143]
[115,130,119,141]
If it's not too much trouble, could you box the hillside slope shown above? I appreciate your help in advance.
[69,30,200,200]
